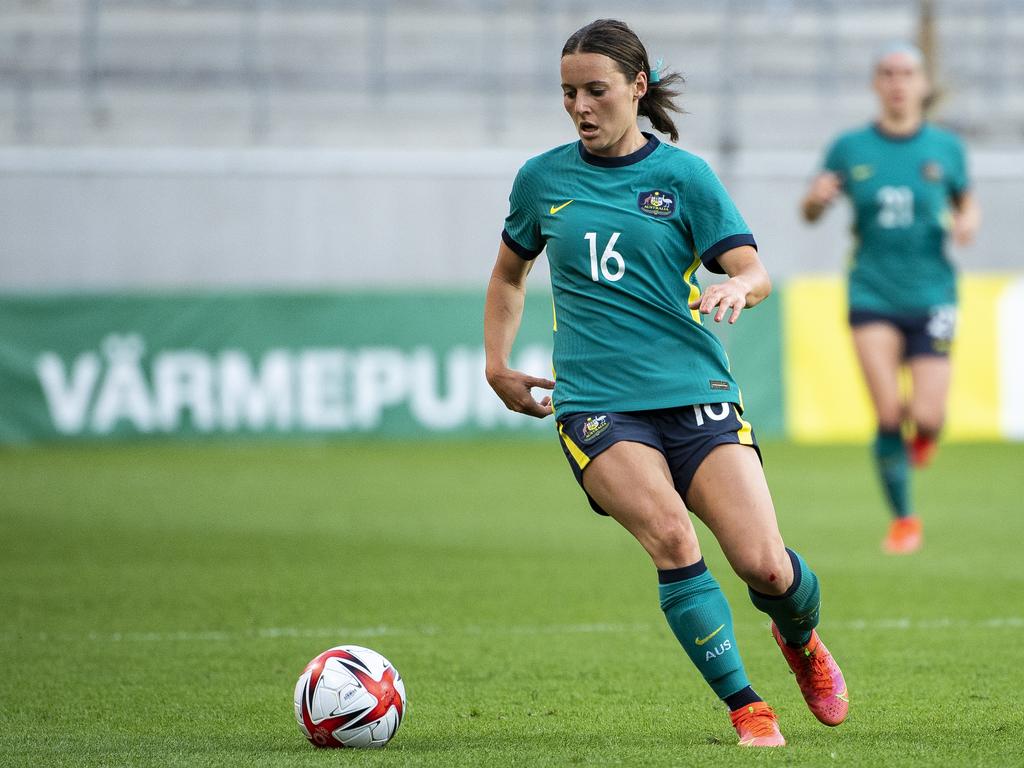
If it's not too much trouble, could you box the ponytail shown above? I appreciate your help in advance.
[639,71,685,142]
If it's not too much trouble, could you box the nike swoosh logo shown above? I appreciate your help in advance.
[549,200,574,215]
[695,624,726,646]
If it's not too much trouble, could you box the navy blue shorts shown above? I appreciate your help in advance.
[848,306,956,359]
[555,404,761,516]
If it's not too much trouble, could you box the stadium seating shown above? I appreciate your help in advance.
[0,0,1021,148]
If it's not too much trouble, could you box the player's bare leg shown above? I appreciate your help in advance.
[907,355,951,468]
[852,322,905,431]
[582,441,784,746]
[684,444,790,595]
[582,441,699,569]
[687,444,849,727]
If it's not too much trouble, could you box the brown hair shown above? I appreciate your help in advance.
[561,19,684,142]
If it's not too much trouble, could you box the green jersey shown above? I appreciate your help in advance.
[501,133,756,417]
[823,122,969,314]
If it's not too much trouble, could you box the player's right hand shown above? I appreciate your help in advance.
[485,367,555,419]
[808,172,842,207]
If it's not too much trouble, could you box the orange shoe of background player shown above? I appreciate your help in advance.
[908,434,937,468]
[730,701,786,747]
[883,516,923,554]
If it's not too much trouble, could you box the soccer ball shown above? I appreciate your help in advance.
[293,645,406,748]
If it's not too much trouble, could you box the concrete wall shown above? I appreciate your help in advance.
[1,147,1021,291]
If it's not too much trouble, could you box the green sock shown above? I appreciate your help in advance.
[748,548,820,647]
[658,559,750,700]
[874,429,911,518]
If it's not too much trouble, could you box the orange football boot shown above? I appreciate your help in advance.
[730,701,786,747]
[771,624,849,726]
[883,516,923,554]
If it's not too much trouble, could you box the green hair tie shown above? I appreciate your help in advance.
[649,57,663,84]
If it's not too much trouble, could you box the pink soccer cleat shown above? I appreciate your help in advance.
[771,623,849,726]
[730,701,786,747]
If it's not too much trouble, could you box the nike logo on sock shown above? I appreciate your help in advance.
[695,624,726,646]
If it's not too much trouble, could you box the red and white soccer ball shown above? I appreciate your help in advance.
[293,645,406,749]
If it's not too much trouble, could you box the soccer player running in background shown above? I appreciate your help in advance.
[484,19,848,748]
[801,44,981,554]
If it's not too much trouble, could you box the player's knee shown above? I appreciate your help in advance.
[731,546,791,596]
[912,415,944,439]
[640,515,699,568]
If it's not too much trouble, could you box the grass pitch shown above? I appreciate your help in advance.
[2,439,1023,767]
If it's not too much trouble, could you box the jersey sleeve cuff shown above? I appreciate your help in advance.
[501,229,543,261]
[700,233,757,274]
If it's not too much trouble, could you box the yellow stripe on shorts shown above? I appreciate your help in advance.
[557,422,590,470]
[733,405,754,446]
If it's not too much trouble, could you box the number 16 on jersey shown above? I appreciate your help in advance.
[585,232,626,283]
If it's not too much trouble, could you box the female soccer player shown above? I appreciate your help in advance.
[801,44,980,554]
[484,19,848,748]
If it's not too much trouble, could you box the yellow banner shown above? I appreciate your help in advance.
[783,275,1020,443]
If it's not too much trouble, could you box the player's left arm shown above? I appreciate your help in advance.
[688,245,770,325]
[950,190,981,247]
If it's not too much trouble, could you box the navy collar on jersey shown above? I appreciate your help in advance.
[578,131,660,167]
[872,121,926,143]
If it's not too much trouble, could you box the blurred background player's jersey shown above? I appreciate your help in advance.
[502,135,756,417]
[824,123,968,314]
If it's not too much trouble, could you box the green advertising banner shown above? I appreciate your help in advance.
[0,291,784,443]
[710,295,784,438]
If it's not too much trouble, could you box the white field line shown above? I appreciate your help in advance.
[5,617,1023,645]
